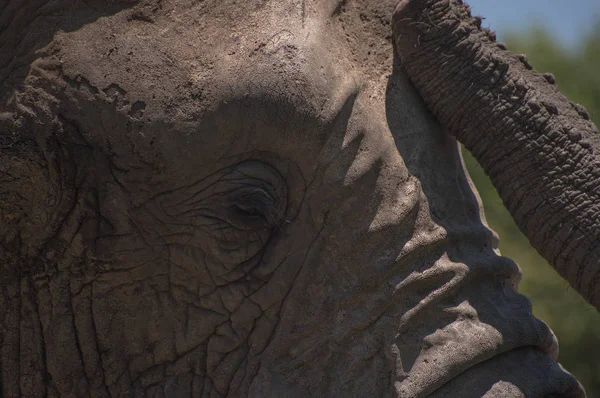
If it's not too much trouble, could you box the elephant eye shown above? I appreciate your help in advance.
[229,188,277,224]
[231,203,264,219]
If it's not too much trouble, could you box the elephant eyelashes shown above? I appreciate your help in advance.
[205,161,287,252]
[141,160,288,264]
[229,187,281,224]
[231,200,269,221]
[231,202,266,219]
[219,163,285,225]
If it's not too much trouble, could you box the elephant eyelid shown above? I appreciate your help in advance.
[215,161,289,228]
[229,187,278,224]
[230,188,275,216]
[230,202,266,219]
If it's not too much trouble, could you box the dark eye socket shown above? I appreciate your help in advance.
[229,188,276,222]
[231,202,266,219]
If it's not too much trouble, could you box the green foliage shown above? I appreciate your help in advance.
[462,24,600,397]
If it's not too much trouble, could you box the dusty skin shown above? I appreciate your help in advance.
[0,0,597,397]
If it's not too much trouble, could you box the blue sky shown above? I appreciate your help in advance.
[466,0,600,48]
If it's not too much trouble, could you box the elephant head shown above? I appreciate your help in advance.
[0,0,595,396]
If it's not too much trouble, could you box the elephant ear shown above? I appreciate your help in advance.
[0,2,142,250]
[1,4,94,383]
[1,0,138,103]
[0,111,76,395]
[0,118,74,257]
[392,0,600,310]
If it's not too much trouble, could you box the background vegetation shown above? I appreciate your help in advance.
[462,23,600,396]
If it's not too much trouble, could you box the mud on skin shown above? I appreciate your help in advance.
[0,0,592,396]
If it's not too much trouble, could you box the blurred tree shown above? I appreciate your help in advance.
[462,23,600,397]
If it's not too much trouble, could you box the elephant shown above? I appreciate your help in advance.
[0,0,598,396]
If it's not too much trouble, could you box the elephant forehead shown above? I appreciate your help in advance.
[51,1,353,120]
[44,2,362,179]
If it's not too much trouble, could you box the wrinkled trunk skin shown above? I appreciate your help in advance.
[393,0,600,310]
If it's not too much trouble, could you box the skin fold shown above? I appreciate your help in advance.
[0,0,594,396]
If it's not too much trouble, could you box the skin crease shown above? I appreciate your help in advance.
[0,0,590,397]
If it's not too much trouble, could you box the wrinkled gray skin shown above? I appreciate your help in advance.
[0,0,592,397]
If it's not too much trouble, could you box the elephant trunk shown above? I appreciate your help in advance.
[393,0,600,310]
